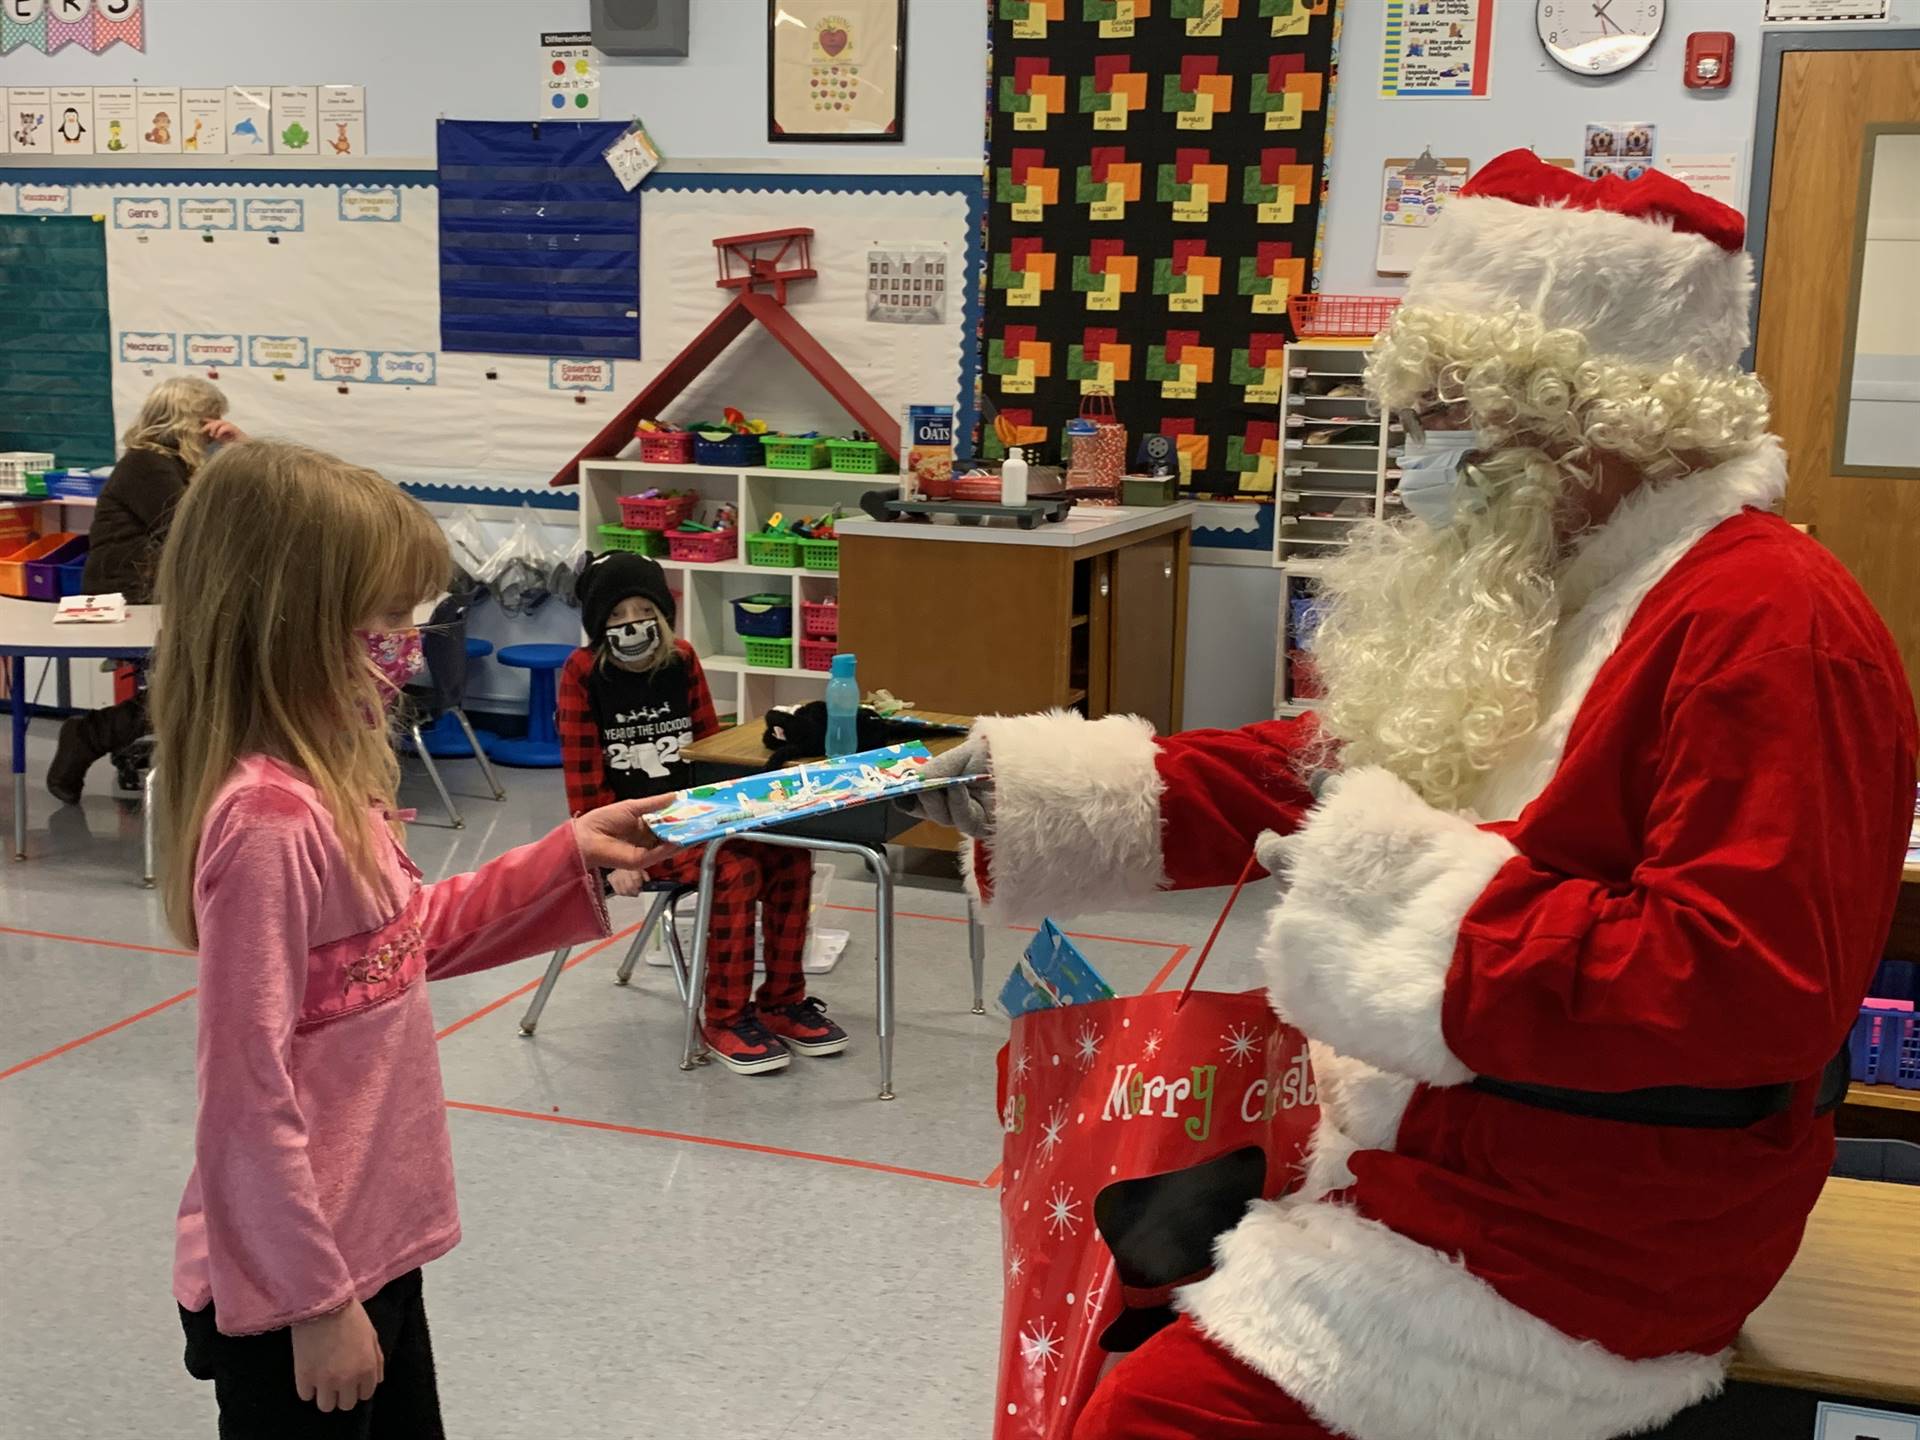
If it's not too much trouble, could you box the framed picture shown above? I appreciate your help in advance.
[768,0,906,143]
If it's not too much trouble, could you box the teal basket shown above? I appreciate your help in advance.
[742,636,794,669]
[745,532,801,568]
[597,523,668,557]
[760,435,830,470]
[799,537,840,573]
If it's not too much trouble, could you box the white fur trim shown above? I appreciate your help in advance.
[1470,439,1789,822]
[1407,194,1753,371]
[1183,1198,1727,1440]
[1297,1043,1416,1200]
[961,710,1165,924]
[1264,767,1515,1086]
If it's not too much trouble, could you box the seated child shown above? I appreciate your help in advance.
[558,552,850,1075]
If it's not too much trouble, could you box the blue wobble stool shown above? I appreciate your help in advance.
[486,644,573,768]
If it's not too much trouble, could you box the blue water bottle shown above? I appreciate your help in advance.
[825,653,860,758]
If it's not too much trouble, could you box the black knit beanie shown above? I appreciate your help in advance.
[578,551,678,645]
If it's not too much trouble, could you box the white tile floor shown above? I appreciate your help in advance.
[0,720,1274,1439]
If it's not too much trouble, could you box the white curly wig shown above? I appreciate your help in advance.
[1307,304,1773,812]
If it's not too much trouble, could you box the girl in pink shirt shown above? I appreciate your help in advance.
[152,440,672,1435]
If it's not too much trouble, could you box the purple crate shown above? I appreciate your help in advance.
[24,536,87,600]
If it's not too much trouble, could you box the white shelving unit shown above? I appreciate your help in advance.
[1271,340,1402,718]
[578,456,899,723]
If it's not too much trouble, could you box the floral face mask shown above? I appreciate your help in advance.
[359,627,425,695]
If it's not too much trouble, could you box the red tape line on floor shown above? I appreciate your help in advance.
[0,923,193,958]
[0,986,197,1082]
[434,924,641,1041]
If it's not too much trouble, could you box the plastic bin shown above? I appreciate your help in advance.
[46,469,107,499]
[798,537,840,573]
[799,638,837,672]
[745,533,801,568]
[667,529,740,564]
[0,451,55,495]
[619,493,697,531]
[1831,1139,1920,1185]
[1849,1004,1920,1088]
[729,594,793,639]
[760,435,829,471]
[0,533,83,597]
[1871,959,1920,1004]
[25,536,87,599]
[800,599,839,639]
[1288,293,1402,339]
[826,437,893,474]
[742,636,794,669]
[54,558,87,598]
[596,523,669,558]
[693,432,762,467]
[635,429,695,464]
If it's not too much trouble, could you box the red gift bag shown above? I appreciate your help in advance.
[993,864,1319,1438]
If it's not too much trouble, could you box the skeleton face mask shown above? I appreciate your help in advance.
[607,618,662,666]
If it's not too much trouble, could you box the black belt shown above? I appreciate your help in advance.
[1468,1043,1852,1130]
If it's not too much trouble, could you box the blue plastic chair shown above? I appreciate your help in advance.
[485,643,572,768]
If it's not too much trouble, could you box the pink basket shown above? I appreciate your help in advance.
[799,638,837,673]
[635,430,695,464]
[619,493,697,530]
[800,599,840,639]
[667,529,740,564]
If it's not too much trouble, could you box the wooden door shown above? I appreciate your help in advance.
[1108,533,1180,735]
[1755,44,1920,712]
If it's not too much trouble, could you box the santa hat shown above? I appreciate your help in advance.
[1402,149,1752,372]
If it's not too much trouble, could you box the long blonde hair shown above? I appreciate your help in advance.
[122,376,228,474]
[151,440,450,946]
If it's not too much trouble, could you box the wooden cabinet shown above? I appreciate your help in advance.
[836,506,1193,731]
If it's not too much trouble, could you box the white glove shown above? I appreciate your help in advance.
[898,734,995,837]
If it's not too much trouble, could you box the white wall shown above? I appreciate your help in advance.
[0,0,988,162]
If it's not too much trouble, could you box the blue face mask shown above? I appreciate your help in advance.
[1394,430,1481,527]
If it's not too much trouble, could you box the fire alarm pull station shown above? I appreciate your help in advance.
[1685,32,1733,91]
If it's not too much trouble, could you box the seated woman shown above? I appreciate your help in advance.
[47,377,243,803]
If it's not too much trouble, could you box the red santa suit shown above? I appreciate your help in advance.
[967,157,1918,1440]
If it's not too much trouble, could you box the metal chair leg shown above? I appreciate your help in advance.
[660,893,692,1005]
[966,897,987,1015]
[518,946,572,1035]
[452,708,506,800]
[410,724,463,828]
[614,891,672,986]
[141,765,158,889]
[680,844,727,1070]
[871,854,896,1101]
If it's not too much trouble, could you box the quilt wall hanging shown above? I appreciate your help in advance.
[985,0,1341,497]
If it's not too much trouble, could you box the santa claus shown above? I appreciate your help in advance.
[916,151,1918,1439]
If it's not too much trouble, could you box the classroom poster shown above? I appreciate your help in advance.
[318,85,365,158]
[540,32,601,117]
[271,86,318,155]
[1381,0,1493,99]
[1377,153,1471,275]
[94,86,137,154]
[9,87,52,155]
[51,86,93,156]
[226,86,271,153]
[137,86,180,152]
[1583,121,1656,182]
[1661,152,1740,210]
[182,88,226,154]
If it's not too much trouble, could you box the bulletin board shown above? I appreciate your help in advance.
[0,166,978,501]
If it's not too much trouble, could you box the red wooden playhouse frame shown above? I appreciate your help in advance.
[548,228,901,487]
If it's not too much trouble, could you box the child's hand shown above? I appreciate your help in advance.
[574,796,680,874]
[610,868,648,898]
[292,1299,382,1412]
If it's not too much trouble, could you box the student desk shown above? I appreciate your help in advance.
[680,710,980,1100]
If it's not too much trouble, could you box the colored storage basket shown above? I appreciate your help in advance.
[54,559,87,598]
[635,429,695,464]
[1850,1005,1920,1089]
[798,537,840,573]
[693,432,763,467]
[597,523,669,558]
[0,451,54,494]
[667,529,740,564]
[745,532,801,568]
[742,636,794,669]
[730,594,793,639]
[800,600,839,639]
[760,434,829,470]
[25,535,87,600]
[799,638,837,673]
[825,437,893,475]
[619,493,697,530]
[46,469,106,499]
[0,533,83,597]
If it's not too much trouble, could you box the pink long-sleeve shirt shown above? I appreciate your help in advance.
[172,755,609,1335]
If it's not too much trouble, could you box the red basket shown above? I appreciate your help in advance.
[1288,293,1402,339]
[799,638,837,673]
[667,529,740,564]
[800,599,839,639]
[635,429,695,464]
[619,493,697,530]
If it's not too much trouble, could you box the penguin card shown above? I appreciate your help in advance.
[51,88,93,156]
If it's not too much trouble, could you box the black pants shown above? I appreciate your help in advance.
[48,692,148,790]
[179,1269,444,1439]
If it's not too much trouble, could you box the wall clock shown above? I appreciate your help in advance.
[1537,0,1665,76]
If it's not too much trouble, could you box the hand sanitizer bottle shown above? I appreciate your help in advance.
[1001,446,1029,507]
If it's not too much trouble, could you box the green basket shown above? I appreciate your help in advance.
[825,438,893,475]
[799,537,840,573]
[759,434,829,470]
[745,532,801,568]
[742,636,794,669]
[597,522,668,557]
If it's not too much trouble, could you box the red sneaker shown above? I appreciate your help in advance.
[759,997,851,1057]
[702,1008,792,1075]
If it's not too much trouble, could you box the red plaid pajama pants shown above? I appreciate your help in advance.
[652,841,814,1025]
